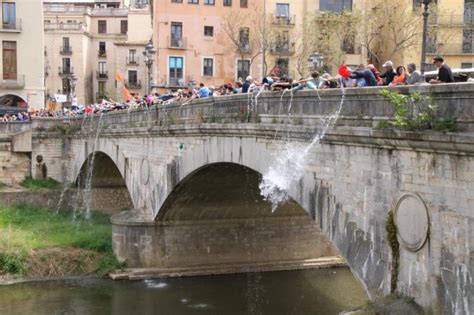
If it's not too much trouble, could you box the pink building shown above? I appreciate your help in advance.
[153,0,263,91]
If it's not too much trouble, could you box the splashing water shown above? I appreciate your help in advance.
[260,81,346,212]
[82,113,104,219]
[55,184,69,215]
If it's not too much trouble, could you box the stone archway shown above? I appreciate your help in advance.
[0,94,27,107]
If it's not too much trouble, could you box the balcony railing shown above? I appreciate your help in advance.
[98,50,107,58]
[168,36,187,49]
[58,67,74,76]
[0,19,22,32]
[0,75,25,89]
[427,43,474,55]
[126,56,139,65]
[237,42,251,53]
[44,22,84,31]
[96,71,109,80]
[270,42,295,55]
[125,80,142,89]
[429,14,474,27]
[60,46,73,55]
[272,15,296,26]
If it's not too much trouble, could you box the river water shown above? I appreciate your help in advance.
[0,268,366,315]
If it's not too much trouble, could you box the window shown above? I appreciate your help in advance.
[2,2,15,29]
[461,63,473,69]
[204,0,215,4]
[98,61,107,74]
[98,20,107,33]
[240,0,247,8]
[276,3,289,17]
[98,81,106,96]
[129,49,137,63]
[171,22,183,47]
[169,56,184,85]
[276,58,289,76]
[62,58,71,74]
[128,70,138,85]
[239,27,250,50]
[203,58,214,76]
[319,0,352,12]
[237,59,250,80]
[63,37,70,50]
[99,42,106,56]
[62,78,71,95]
[204,26,214,36]
[188,0,198,3]
[224,0,232,6]
[342,34,355,54]
[2,41,16,80]
[120,20,128,34]
[171,0,183,2]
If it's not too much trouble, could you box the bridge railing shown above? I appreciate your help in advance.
[3,82,474,133]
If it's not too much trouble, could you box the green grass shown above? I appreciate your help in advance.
[0,203,123,275]
[20,177,59,190]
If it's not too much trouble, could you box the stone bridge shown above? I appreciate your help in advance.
[4,83,474,314]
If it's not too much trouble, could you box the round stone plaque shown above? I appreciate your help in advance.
[394,193,429,252]
[141,158,150,185]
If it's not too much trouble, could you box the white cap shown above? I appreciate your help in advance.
[382,60,393,68]
[246,76,253,81]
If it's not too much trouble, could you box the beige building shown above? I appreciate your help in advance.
[44,0,152,105]
[424,0,474,69]
[0,0,45,110]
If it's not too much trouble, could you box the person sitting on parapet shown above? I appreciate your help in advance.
[350,64,378,87]
[197,83,211,98]
[380,60,397,86]
[429,55,455,84]
[406,63,423,85]
[389,66,408,87]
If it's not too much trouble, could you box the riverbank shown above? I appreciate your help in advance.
[0,203,123,284]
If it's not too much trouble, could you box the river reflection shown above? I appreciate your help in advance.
[0,268,367,315]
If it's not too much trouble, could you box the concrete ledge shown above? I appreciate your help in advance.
[109,256,347,280]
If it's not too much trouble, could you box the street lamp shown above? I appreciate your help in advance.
[420,0,432,75]
[143,40,156,95]
[308,52,324,72]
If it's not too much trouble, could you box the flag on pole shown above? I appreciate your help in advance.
[115,73,124,82]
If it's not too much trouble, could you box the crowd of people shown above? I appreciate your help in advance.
[1,55,471,122]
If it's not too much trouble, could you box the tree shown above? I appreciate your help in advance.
[360,0,424,66]
[221,3,275,78]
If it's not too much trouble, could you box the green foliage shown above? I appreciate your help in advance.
[271,117,278,124]
[96,253,126,274]
[47,123,81,135]
[0,253,25,275]
[379,90,456,132]
[207,113,218,123]
[0,182,7,190]
[20,177,59,190]
[385,210,399,293]
[375,120,390,129]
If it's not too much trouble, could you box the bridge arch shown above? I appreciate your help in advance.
[0,93,27,107]
[75,150,133,213]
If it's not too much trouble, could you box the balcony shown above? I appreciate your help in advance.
[98,50,107,58]
[60,46,73,55]
[270,42,295,55]
[429,14,474,28]
[126,56,139,65]
[237,42,251,53]
[427,43,474,55]
[96,71,109,80]
[168,36,187,49]
[0,75,25,89]
[44,22,84,31]
[125,80,142,89]
[58,67,74,76]
[0,19,22,32]
[272,15,296,26]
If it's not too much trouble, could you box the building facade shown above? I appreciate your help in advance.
[0,0,45,109]
[44,0,152,106]
[153,0,264,90]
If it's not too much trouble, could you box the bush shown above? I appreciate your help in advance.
[20,177,59,190]
[96,253,125,274]
[0,253,25,275]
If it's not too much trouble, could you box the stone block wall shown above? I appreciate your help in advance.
[113,215,338,269]
[0,141,30,186]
